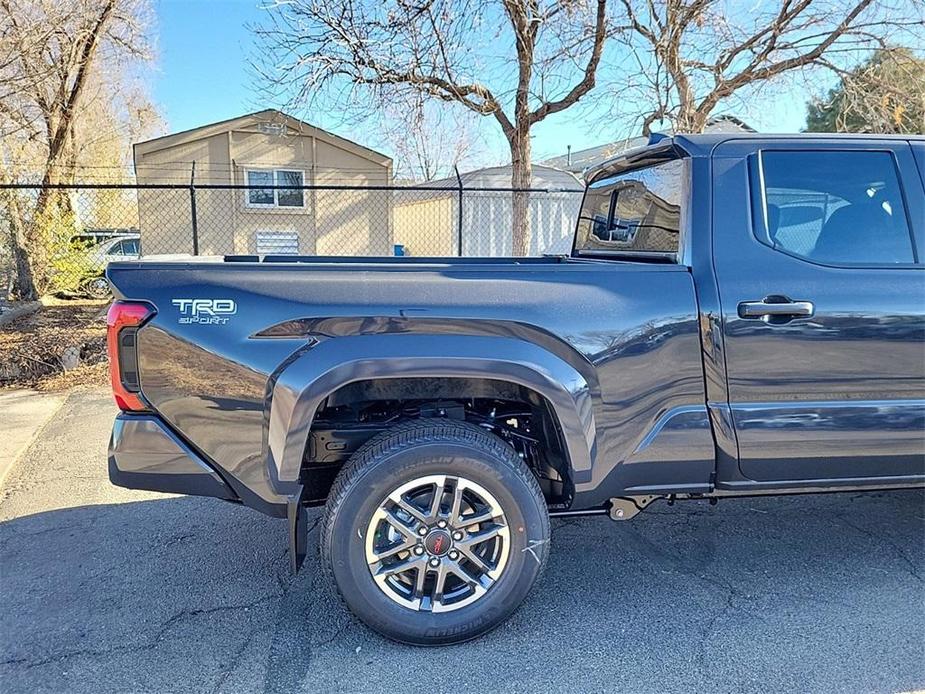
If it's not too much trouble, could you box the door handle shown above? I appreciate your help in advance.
[738,297,814,320]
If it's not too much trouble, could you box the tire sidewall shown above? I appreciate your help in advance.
[82,276,111,299]
[326,439,549,645]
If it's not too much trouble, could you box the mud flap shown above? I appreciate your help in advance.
[287,485,308,574]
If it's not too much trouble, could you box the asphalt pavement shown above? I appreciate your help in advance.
[0,388,923,693]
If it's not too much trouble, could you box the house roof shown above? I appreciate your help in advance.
[393,164,583,208]
[418,164,583,191]
[540,136,646,174]
[133,109,392,166]
[540,115,756,174]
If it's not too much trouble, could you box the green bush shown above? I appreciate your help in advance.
[48,240,102,294]
[32,192,101,295]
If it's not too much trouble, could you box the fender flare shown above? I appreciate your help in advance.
[266,333,597,493]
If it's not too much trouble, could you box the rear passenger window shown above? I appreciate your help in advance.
[575,158,686,257]
[752,150,915,265]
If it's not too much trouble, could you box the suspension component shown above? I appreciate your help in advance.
[608,495,660,521]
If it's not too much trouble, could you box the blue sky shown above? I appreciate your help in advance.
[152,0,816,167]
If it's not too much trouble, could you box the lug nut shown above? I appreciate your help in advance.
[418,527,428,536]
[448,550,459,560]
[452,531,463,541]
[437,520,447,528]
[414,546,424,555]
[429,557,440,567]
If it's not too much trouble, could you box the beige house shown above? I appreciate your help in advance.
[133,110,393,256]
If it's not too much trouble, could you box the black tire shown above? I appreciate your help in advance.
[320,419,550,645]
[81,276,111,299]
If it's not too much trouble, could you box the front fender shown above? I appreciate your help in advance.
[266,334,597,495]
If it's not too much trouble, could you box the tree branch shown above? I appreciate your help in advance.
[530,0,608,124]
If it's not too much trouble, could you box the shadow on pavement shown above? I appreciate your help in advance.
[0,489,923,693]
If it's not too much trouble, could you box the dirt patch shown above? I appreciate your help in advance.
[0,300,109,391]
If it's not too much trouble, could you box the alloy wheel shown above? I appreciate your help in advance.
[364,474,510,613]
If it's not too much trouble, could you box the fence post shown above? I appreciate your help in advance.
[189,161,199,255]
[454,165,463,256]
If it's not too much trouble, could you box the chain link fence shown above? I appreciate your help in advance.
[1,181,584,298]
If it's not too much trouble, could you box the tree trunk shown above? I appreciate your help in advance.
[675,105,711,133]
[508,128,532,257]
[28,153,72,295]
[4,192,39,300]
[10,237,38,301]
[22,0,115,297]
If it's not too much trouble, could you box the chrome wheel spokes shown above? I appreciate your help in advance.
[365,474,510,612]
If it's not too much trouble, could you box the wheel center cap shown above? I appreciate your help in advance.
[424,529,452,556]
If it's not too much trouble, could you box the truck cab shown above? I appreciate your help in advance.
[581,134,925,492]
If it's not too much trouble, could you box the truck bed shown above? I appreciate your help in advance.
[107,256,709,515]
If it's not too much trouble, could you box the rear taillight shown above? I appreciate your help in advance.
[107,301,155,412]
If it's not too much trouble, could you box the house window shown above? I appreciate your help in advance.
[276,170,304,208]
[255,231,299,255]
[245,169,305,208]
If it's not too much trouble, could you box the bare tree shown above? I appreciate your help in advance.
[612,0,924,134]
[253,0,611,255]
[382,93,486,181]
[0,0,152,299]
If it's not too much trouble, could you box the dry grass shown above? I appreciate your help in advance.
[0,299,109,391]
[35,361,110,392]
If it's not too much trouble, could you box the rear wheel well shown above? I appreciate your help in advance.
[300,377,573,508]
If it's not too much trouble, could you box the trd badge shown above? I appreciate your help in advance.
[171,298,237,325]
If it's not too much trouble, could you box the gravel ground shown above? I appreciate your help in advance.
[0,388,923,694]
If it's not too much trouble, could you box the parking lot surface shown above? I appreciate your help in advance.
[1,388,923,693]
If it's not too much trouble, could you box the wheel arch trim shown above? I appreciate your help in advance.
[266,334,597,491]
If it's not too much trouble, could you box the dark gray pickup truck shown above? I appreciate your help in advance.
[106,133,925,644]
